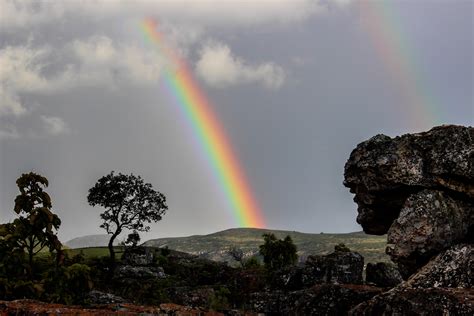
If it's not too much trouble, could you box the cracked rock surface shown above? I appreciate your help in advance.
[344,125,473,275]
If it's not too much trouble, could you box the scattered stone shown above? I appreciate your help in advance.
[115,265,166,279]
[167,286,215,308]
[86,290,128,305]
[365,262,403,288]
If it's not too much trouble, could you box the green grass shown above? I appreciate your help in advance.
[65,246,125,259]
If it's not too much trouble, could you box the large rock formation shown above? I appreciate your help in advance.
[344,125,473,274]
[344,125,473,315]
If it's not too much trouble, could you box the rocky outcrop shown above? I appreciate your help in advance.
[350,288,474,315]
[344,125,473,274]
[351,237,474,315]
[273,248,364,290]
[344,125,473,315]
[365,262,403,288]
[249,285,382,315]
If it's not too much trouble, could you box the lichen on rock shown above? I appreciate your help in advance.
[344,125,473,275]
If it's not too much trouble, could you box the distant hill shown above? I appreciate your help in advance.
[144,228,389,265]
[65,234,119,249]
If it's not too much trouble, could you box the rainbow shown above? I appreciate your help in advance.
[358,0,441,130]
[141,18,265,228]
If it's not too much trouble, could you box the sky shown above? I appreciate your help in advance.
[0,0,472,242]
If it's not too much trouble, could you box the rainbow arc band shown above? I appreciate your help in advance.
[358,0,440,129]
[141,18,265,228]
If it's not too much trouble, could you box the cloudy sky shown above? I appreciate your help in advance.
[1,0,472,242]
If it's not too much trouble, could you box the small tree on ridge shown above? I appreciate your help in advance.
[87,172,168,264]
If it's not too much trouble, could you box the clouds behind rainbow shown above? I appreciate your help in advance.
[141,18,265,228]
[358,0,441,130]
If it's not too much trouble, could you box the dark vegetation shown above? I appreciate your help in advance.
[0,172,392,314]
[0,172,301,309]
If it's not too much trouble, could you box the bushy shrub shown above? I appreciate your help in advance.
[243,256,262,269]
[209,286,231,311]
[259,234,298,271]
[44,263,93,304]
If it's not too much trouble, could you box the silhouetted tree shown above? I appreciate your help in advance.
[229,247,244,267]
[259,233,297,271]
[87,172,167,264]
[124,230,141,248]
[11,172,62,271]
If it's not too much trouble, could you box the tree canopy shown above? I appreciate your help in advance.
[87,171,168,263]
[12,172,62,269]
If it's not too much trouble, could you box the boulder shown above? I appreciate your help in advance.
[405,244,473,289]
[387,190,473,275]
[365,262,403,288]
[344,125,473,274]
[302,250,364,286]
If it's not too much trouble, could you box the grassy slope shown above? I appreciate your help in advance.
[143,228,389,264]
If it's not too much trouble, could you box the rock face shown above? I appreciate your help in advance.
[365,262,403,288]
[344,125,474,274]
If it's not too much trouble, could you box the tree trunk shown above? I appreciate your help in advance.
[108,230,121,265]
[28,237,34,276]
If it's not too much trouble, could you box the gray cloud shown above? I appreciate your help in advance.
[196,41,285,90]
[0,0,471,242]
